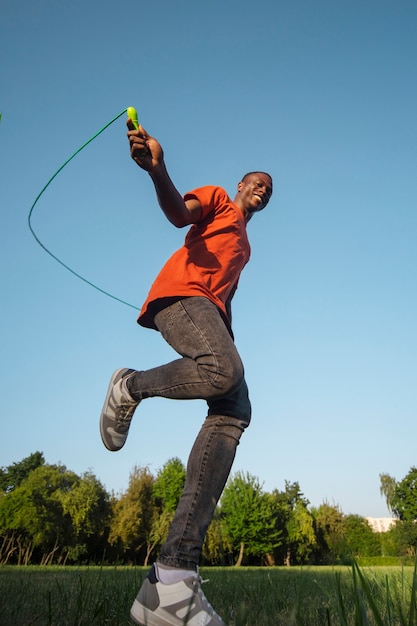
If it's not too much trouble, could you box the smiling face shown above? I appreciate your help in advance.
[234,172,273,222]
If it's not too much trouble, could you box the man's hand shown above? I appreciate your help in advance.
[127,120,164,172]
[126,120,202,227]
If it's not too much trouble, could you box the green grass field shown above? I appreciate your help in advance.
[0,565,416,625]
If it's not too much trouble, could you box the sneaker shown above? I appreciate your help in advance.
[99,368,139,451]
[130,564,225,626]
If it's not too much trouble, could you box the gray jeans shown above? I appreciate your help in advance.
[127,296,251,570]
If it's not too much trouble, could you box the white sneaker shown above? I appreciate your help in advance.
[99,368,139,451]
[130,564,225,625]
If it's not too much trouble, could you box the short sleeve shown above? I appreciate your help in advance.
[184,186,225,222]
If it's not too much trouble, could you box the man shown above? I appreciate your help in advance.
[100,117,273,626]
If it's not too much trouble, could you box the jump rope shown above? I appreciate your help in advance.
[28,107,141,311]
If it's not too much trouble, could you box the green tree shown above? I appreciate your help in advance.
[203,512,228,565]
[60,471,111,562]
[0,452,45,493]
[343,515,381,558]
[143,457,187,563]
[312,502,345,564]
[0,463,78,564]
[109,465,155,563]
[145,509,172,566]
[153,457,186,513]
[285,497,316,565]
[0,461,111,565]
[381,520,417,557]
[391,467,417,522]
[379,473,397,513]
[272,481,316,566]
[220,471,282,566]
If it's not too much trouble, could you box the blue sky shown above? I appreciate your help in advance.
[1,0,416,518]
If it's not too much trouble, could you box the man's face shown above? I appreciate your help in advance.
[236,173,273,216]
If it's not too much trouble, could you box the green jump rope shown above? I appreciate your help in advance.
[28,107,140,311]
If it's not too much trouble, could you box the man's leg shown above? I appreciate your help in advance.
[100,297,244,452]
[159,415,245,568]
[130,383,251,626]
[140,297,251,568]
[128,298,251,624]
[128,297,244,402]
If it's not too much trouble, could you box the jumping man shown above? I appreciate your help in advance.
[100,117,273,626]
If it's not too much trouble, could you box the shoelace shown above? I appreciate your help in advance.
[114,402,136,425]
[114,379,138,425]
[194,576,223,621]
[196,566,209,583]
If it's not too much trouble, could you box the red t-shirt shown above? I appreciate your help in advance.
[138,185,251,329]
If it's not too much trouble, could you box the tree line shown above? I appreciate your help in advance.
[1,452,416,566]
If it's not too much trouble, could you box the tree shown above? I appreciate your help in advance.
[153,457,186,513]
[343,515,381,558]
[379,473,397,513]
[285,499,316,564]
[109,465,155,563]
[60,471,111,562]
[0,461,111,565]
[391,467,417,522]
[377,467,417,558]
[272,481,316,566]
[202,512,228,565]
[142,457,187,564]
[0,452,45,493]
[312,502,345,564]
[381,520,417,557]
[0,463,78,564]
[220,471,282,566]
[145,510,173,566]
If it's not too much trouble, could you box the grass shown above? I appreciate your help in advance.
[0,564,416,625]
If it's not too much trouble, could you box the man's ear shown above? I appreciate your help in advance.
[237,181,243,192]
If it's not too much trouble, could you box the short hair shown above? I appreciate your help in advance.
[241,171,273,186]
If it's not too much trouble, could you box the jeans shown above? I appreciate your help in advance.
[127,296,251,570]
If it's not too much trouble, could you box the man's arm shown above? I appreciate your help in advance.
[148,162,202,227]
[127,121,202,227]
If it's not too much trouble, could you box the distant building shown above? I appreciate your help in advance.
[366,517,397,533]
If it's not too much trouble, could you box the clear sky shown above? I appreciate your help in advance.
[1,0,416,518]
